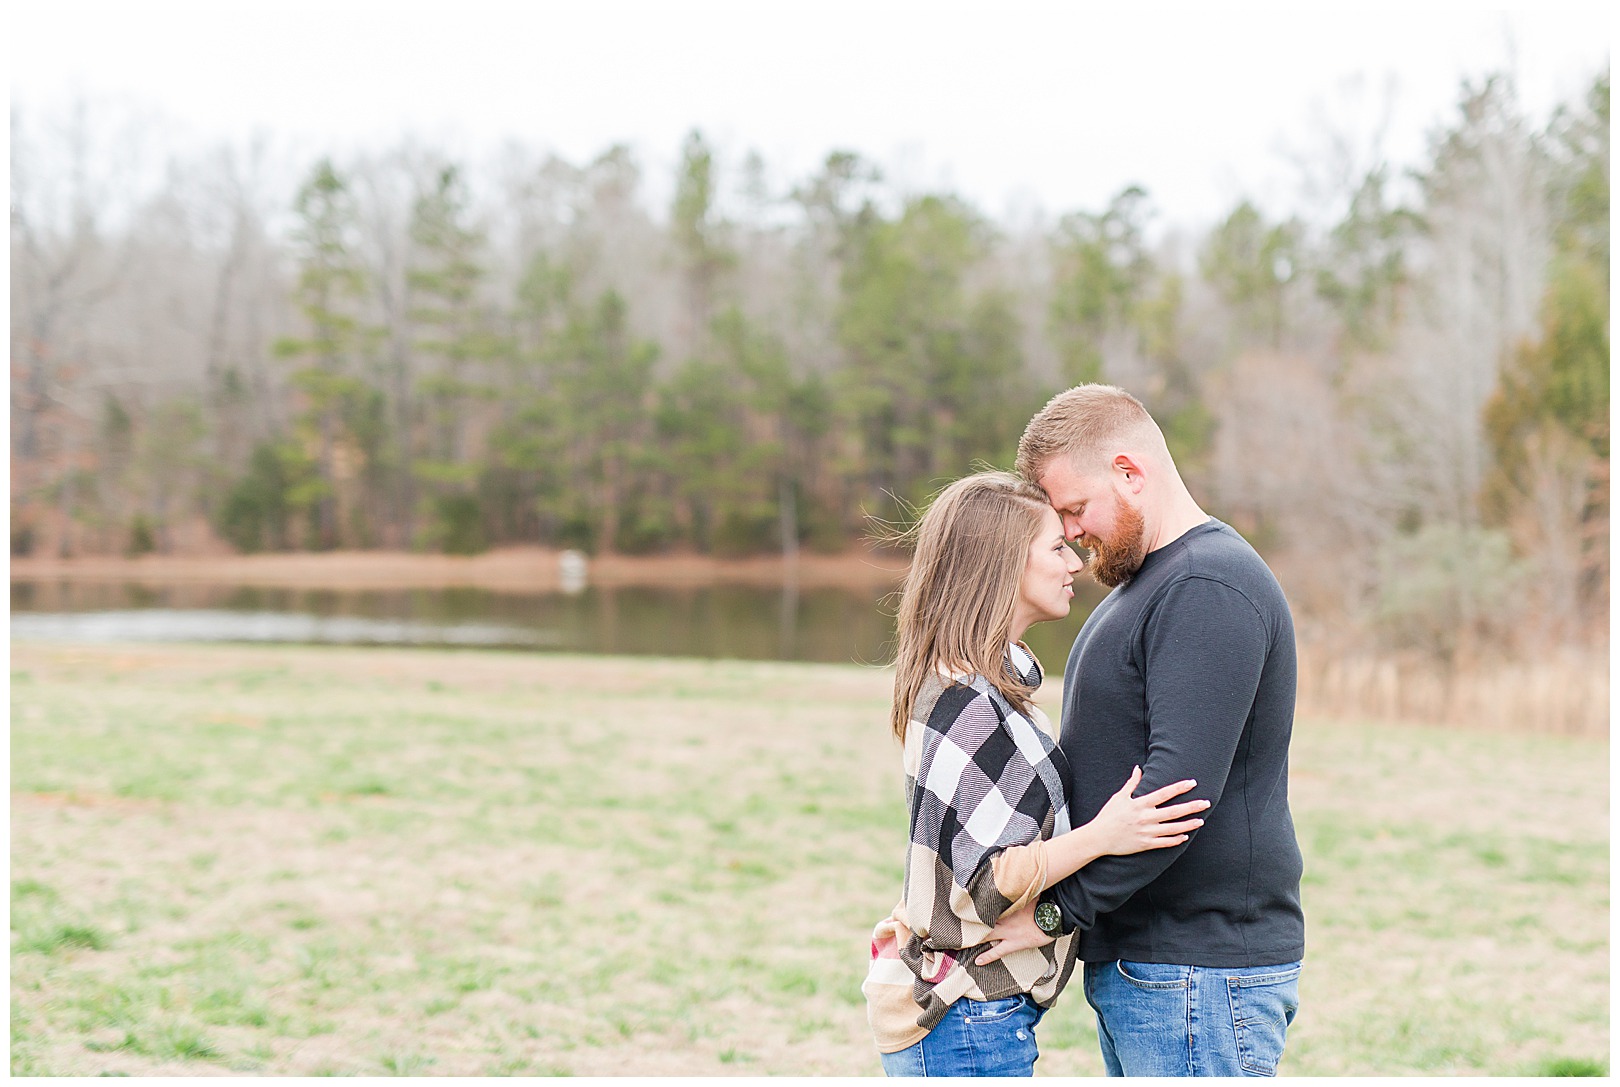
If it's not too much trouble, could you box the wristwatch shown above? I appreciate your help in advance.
[1034,895,1064,937]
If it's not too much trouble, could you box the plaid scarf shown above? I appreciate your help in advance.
[864,643,1080,1053]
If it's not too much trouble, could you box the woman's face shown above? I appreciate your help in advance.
[1014,505,1084,634]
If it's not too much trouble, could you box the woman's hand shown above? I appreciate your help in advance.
[1086,766,1209,856]
[975,901,1051,966]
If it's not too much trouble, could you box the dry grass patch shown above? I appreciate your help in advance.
[1297,644,1608,736]
[11,641,1608,1076]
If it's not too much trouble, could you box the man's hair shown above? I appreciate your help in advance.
[888,471,1051,741]
[1014,383,1160,482]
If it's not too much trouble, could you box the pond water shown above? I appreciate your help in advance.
[9,579,1106,668]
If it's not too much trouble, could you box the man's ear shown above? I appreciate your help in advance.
[1112,453,1146,494]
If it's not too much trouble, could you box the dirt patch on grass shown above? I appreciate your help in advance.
[13,792,170,813]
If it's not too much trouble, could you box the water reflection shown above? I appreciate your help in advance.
[9,609,550,648]
[10,578,1103,667]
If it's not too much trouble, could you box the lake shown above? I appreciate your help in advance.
[9,578,1106,669]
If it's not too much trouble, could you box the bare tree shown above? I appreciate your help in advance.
[1391,75,1550,527]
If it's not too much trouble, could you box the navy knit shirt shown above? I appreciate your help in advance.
[1049,518,1305,967]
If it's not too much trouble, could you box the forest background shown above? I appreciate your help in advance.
[10,65,1610,685]
[9,12,1611,1074]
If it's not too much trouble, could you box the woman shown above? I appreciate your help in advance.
[863,471,1208,1077]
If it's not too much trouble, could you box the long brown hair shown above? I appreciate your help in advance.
[889,470,1052,741]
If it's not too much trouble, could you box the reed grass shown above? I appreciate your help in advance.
[1297,643,1608,736]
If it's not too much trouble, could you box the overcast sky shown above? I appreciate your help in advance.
[10,1,1612,230]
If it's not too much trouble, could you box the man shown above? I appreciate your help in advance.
[976,383,1305,1077]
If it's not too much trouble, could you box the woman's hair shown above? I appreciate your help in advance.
[888,470,1053,741]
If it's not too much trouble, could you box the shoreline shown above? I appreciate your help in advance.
[8,546,910,593]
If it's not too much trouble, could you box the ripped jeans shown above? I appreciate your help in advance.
[879,993,1045,1077]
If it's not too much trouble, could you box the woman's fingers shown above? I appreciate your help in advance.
[1147,834,1190,849]
[1113,765,1144,797]
[1148,818,1206,836]
[1139,778,1199,804]
[1152,799,1211,821]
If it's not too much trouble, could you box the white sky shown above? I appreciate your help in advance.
[9,1,1613,231]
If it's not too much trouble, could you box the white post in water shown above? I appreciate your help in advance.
[779,478,799,657]
[558,550,588,595]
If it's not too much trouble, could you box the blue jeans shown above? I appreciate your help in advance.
[1084,959,1302,1077]
[879,994,1045,1077]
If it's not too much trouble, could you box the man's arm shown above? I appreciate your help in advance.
[1047,576,1269,932]
[975,768,1208,966]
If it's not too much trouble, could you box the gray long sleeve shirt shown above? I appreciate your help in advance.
[1050,518,1305,967]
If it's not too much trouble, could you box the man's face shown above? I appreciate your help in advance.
[1036,456,1148,588]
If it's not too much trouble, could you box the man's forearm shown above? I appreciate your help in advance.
[1048,845,1184,932]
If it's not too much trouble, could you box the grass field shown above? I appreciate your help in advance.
[9,641,1609,1076]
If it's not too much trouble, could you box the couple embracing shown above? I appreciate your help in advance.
[864,384,1305,1077]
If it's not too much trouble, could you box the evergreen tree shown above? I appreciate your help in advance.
[1481,72,1609,628]
[834,194,1030,517]
[1048,185,1156,384]
[483,248,577,546]
[1200,200,1303,351]
[1313,166,1418,354]
[407,164,500,552]
[670,130,735,355]
[272,159,372,549]
[549,290,659,553]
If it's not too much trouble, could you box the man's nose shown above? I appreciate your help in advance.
[1062,514,1084,540]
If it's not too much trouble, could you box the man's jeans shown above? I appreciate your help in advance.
[1083,959,1302,1077]
[879,994,1045,1077]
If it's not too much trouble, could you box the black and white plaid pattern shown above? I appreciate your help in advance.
[876,643,1078,1035]
[913,656,1070,882]
[908,645,1071,925]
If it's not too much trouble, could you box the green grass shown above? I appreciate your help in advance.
[1536,1056,1610,1076]
[10,641,1609,1075]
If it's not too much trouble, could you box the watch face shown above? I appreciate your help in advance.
[1035,901,1062,934]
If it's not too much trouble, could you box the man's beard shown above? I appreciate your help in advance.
[1083,498,1148,588]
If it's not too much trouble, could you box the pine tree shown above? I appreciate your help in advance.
[272,159,372,549]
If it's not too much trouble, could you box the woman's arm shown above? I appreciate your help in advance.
[903,693,1204,949]
[1038,766,1208,890]
[970,769,1208,968]
[901,688,1055,947]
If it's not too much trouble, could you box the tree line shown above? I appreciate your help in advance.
[10,71,1608,655]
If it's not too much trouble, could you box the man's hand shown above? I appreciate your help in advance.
[974,901,1055,966]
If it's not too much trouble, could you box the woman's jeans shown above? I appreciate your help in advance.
[1083,959,1303,1077]
[879,994,1045,1077]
